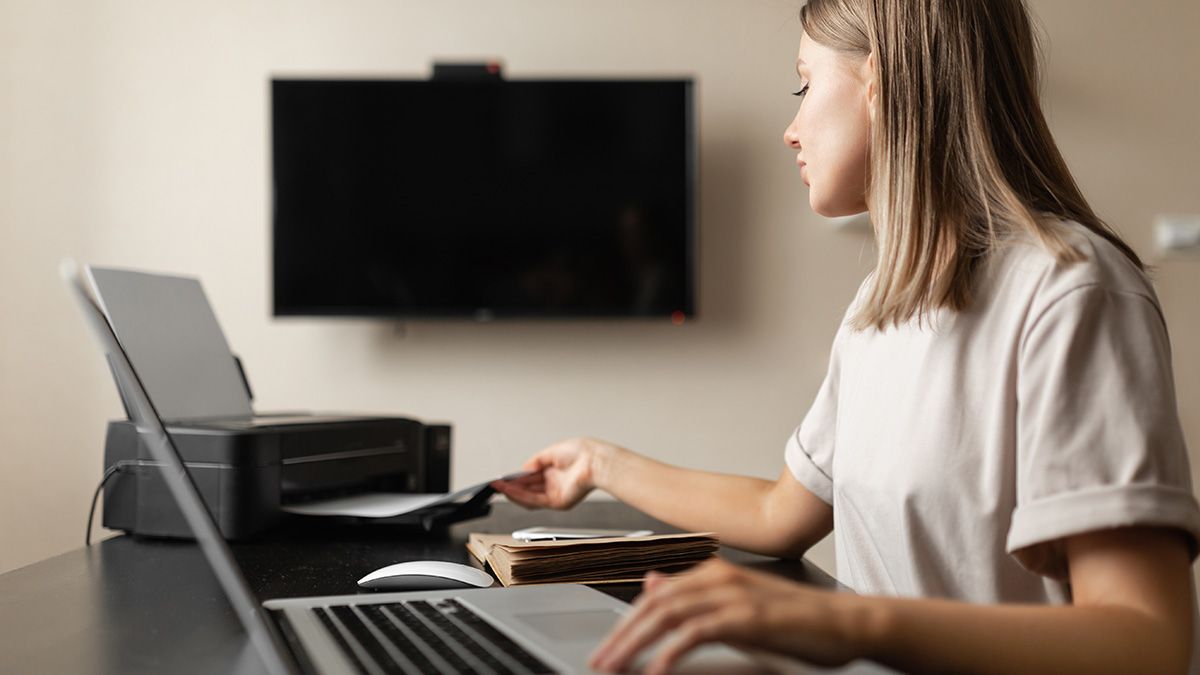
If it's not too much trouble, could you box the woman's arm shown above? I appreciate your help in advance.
[590,526,1193,674]
[492,437,833,559]
[868,526,1193,674]
[597,444,834,558]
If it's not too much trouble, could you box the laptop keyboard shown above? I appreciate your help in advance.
[314,598,557,675]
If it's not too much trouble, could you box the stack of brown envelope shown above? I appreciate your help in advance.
[467,532,720,587]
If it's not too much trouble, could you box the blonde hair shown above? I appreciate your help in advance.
[800,0,1143,330]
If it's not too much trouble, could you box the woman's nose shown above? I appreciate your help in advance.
[783,115,802,148]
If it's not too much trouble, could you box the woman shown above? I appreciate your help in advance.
[494,1,1200,672]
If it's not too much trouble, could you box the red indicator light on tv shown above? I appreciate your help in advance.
[670,311,686,326]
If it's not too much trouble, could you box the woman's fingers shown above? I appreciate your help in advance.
[591,578,745,672]
[592,595,710,671]
[495,476,584,510]
[644,606,750,675]
[591,557,859,672]
[642,570,670,592]
[590,575,678,664]
[591,560,776,672]
[491,480,550,509]
[493,471,545,494]
[502,471,546,488]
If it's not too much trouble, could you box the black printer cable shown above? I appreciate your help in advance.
[86,461,136,546]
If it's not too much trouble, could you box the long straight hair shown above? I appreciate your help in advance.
[800,0,1142,330]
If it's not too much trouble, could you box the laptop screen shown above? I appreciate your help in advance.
[87,266,254,421]
[62,261,293,675]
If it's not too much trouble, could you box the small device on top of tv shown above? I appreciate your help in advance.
[431,61,504,81]
[271,72,696,320]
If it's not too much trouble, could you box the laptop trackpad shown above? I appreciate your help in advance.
[514,608,769,673]
[514,609,621,642]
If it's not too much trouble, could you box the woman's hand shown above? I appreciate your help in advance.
[491,437,620,510]
[590,558,876,674]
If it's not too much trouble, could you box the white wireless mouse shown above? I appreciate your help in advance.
[357,560,495,591]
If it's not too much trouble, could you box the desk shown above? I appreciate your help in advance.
[0,501,877,674]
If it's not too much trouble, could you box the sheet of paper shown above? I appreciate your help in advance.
[282,471,529,518]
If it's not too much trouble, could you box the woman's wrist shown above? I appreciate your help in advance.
[586,439,622,493]
[830,593,896,663]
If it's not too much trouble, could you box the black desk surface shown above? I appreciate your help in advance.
[0,501,861,674]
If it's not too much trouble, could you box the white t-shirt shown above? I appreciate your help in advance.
[785,219,1200,629]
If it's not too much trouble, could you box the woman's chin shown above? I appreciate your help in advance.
[809,196,841,219]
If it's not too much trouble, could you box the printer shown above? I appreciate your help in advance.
[102,413,453,540]
[89,266,470,540]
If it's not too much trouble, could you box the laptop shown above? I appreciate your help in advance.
[62,261,769,675]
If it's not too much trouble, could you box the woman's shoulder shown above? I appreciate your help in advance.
[988,216,1156,311]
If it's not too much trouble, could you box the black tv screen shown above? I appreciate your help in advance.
[271,77,696,319]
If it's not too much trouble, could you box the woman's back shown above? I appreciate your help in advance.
[788,219,1198,604]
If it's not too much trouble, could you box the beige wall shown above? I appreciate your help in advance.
[1,0,1198,581]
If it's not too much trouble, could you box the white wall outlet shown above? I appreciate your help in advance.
[1154,213,1200,252]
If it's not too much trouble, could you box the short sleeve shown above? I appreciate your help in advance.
[785,329,844,505]
[1007,284,1200,580]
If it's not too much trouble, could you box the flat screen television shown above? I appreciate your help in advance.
[271,77,696,320]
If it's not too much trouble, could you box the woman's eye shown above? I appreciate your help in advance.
[792,84,809,98]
